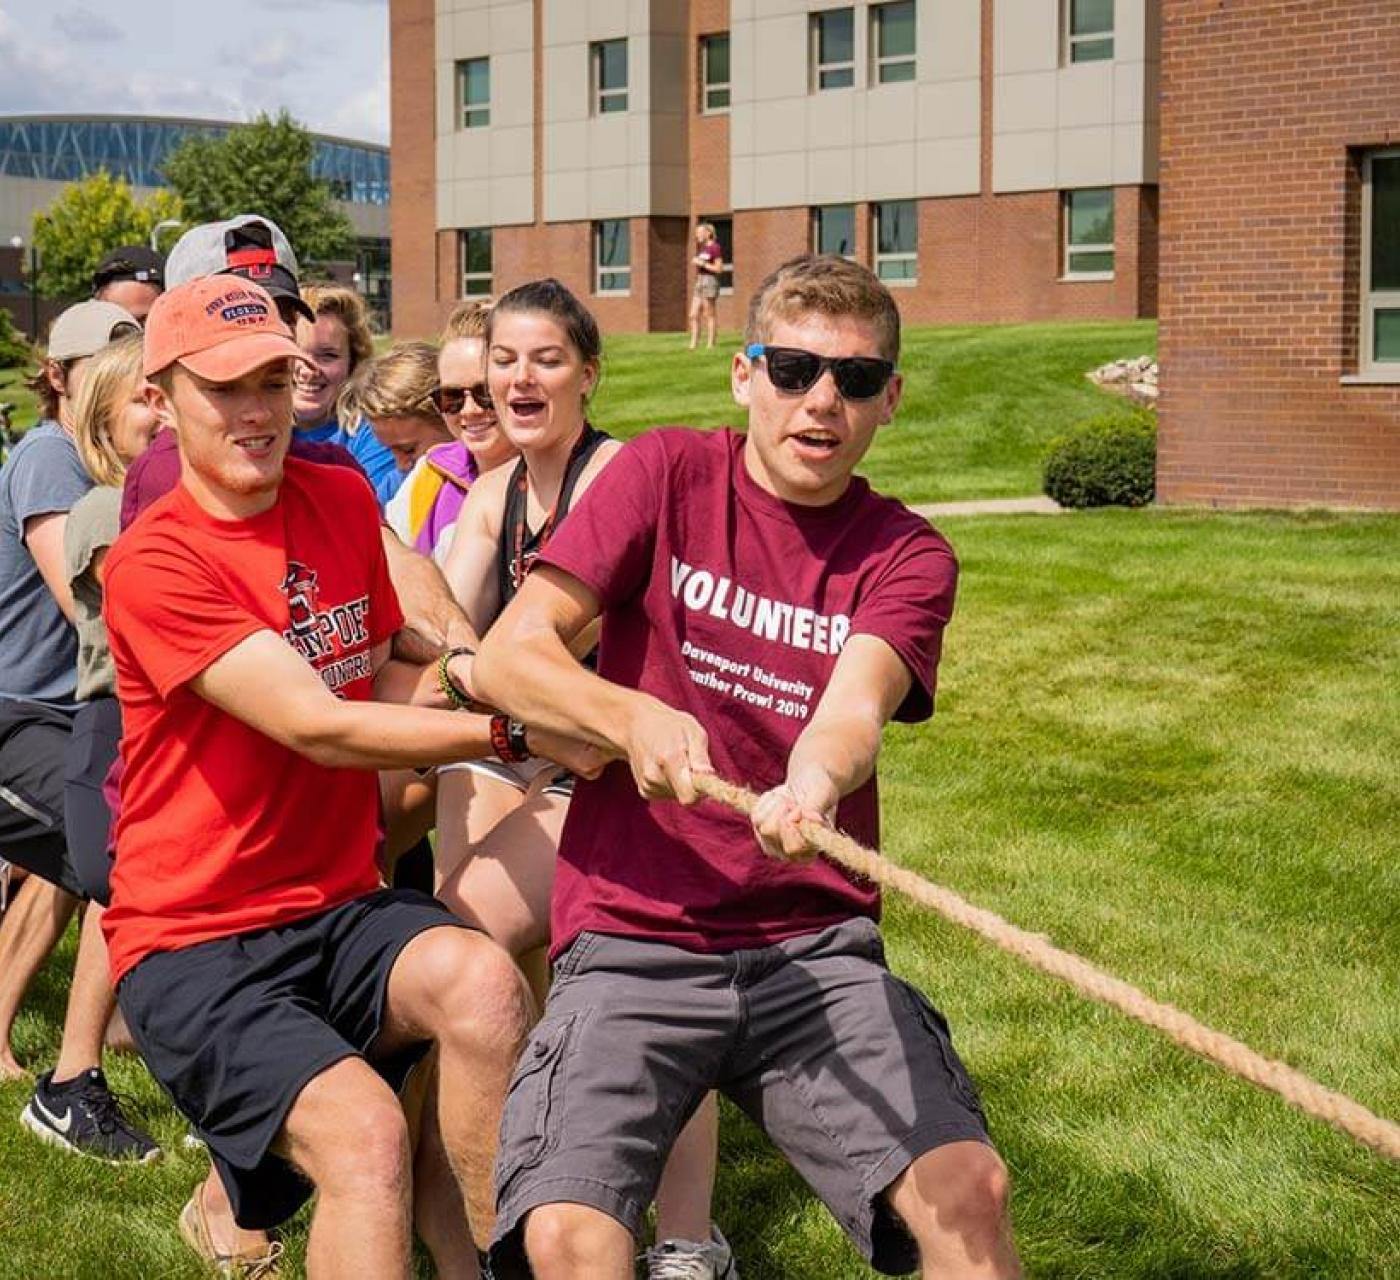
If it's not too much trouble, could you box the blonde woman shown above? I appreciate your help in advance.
[294,283,403,507]
[385,299,518,565]
[63,332,160,905]
[338,341,453,482]
[689,222,724,351]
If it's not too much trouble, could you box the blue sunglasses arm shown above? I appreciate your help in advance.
[744,343,767,359]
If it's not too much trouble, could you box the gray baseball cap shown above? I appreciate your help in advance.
[164,214,314,321]
[47,299,141,361]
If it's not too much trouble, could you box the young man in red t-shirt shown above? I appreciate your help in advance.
[469,256,1021,1279]
[104,275,598,1279]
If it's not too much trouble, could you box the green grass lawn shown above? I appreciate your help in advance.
[594,320,1156,504]
[2,506,1396,1278]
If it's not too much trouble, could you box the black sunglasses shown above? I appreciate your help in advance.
[430,383,493,414]
[745,345,895,401]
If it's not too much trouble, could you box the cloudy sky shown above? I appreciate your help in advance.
[0,0,390,143]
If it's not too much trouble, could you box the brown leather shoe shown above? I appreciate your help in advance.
[178,1188,284,1279]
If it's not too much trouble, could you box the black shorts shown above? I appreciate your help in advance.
[0,696,82,896]
[117,888,466,1229]
[62,696,121,905]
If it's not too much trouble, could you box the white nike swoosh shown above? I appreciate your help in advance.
[32,1095,73,1135]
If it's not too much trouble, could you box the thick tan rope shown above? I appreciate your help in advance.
[693,772,1400,1162]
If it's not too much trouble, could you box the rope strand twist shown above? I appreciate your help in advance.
[693,771,1400,1163]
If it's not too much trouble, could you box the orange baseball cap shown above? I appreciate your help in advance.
[143,275,308,381]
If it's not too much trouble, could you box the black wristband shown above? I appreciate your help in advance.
[506,717,531,762]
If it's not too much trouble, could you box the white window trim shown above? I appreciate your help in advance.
[460,229,492,298]
[593,40,629,116]
[1065,0,1115,65]
[701,35,731,115]
[1062,190,1115,281]
[594,222,631,296]
[1361,148,1400,376]
[874,204,918,286]
[811,10,856,93]
[457,58,490,130]
[872,2,916,84]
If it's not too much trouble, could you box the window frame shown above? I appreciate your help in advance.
[871,2,916,85]
[456,57,491,129]
[1062,188,1116,281]
[460,227,493,298]
[1361,148,1400,375]
[811,204,858,260]
[592,39,629,116]
[594,219,631,296]
[874,200,918,285]
[1065,0,1115,65]
[811,8,856,92]
[700,33,731,115]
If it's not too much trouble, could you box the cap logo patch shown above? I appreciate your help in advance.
[220,301,271,325]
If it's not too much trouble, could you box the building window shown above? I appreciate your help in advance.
[874,201,917,283]
[1066,0,1114,64]
[594,219,630,294]
[700,215,734,293]
[1063,188,1115,278]
[701,34,731,113]
[811,9,855,91]
[592,39,628,115]
[456,58,490,129]
[812,204,857,258]
[460,228,492,296]
[872,2,916,84]
[1363,149,1400,370]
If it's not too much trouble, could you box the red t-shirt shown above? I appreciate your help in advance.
[539,427,957,956]
[101,458,403,984]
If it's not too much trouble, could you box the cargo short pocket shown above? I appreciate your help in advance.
[896,981,986,1121]
[495,1010,582,1193]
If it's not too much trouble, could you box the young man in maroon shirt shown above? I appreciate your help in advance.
[463,256,1021,1279]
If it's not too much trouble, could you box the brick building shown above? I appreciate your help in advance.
[1156,0,1400,510]
[390,0,1160,339]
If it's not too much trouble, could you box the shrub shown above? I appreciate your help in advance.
[1042,411,1157,509]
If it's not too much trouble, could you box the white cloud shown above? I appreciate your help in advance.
[51,5,121,44]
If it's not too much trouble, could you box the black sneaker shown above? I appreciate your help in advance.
[20,1067,161,1163]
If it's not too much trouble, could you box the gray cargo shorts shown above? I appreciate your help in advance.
[489,917,991,1276]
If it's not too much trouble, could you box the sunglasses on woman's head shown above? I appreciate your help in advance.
[744,344,895,401]
[430,383,494,414]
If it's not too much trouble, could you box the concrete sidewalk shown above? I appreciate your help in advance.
[914,495,1064,518]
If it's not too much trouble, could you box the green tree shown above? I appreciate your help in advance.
[30,173,184,299]
[164,112,354,265]
[0,307,31,370]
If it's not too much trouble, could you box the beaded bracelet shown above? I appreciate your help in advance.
[436,646,477,711]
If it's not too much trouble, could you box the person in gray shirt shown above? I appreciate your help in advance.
[0,299,157,1163]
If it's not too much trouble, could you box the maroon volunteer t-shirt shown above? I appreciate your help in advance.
[539,427,958,956]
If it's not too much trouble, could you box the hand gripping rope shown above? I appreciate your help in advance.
[691,772,1400,1162]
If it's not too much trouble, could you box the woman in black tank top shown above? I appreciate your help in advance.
[436,280,725,1260]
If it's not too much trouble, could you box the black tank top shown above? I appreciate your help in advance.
[496,423,611,608]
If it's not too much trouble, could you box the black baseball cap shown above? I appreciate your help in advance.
[91,245,165,294]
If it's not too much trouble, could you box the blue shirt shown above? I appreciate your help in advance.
[0,420,93,707]
[296,418,403,508]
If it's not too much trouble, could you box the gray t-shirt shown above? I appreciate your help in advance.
[64,484,121,702]
[0,419,93,707]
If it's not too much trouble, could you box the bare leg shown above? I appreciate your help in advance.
[886,1142,1021,1280]
[434,769,524,891]
[654,1093,719,1243]
[191,1163,277,1259]
[275,1056,416,1279]
[525,1203,634,1280]
[52,901,117,1082]
[411,1060,480,1279]
[0,876,79,1079]
[380,768,439,867]
[438,789,565,959]
[704,300,718,349]
[688,294,702,350]
[377,926,535,1253]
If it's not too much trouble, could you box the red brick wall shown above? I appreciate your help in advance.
[389,0,439,339]
[1157,0,1400,510]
